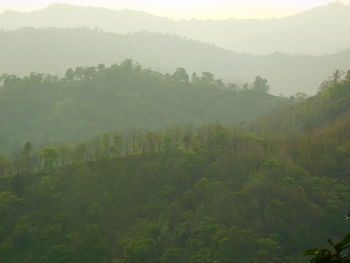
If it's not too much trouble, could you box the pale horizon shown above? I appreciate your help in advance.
[0,0,349,19]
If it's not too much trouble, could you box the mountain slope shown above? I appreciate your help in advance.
[249,72,350,181]
[0,88,349,262]
[251,70,350,135]
[0,61,285,152]
[1,28,350,95]
[1,2,350,55]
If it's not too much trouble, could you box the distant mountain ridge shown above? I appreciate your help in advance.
[1,2,350,55]
[1,28,350,95]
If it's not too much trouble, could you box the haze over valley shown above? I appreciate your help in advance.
[1,3,350,95]
[1,2,350,55]
[1,27,350,95]
[0,1,350,263]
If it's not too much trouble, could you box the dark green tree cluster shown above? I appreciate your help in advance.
[0,60,283,153]
[304,230,350,263]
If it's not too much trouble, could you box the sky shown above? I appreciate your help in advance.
[0,0,348,19]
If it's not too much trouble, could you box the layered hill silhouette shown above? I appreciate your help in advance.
[1,3,350,263]
[1,28,350,95]
[1,2,350,55]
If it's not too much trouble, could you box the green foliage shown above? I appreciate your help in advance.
[39,147,59,172]
[0,61,286,152]
[252,70,350,135]
[0,153,12,177]
[304,232,350,263]
[253,76,270,93]
[0,113,348,262]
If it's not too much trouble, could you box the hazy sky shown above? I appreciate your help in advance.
[0,0,347,19]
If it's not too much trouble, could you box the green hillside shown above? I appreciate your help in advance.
[0,72,349,263]
[0,61,284,152]
[251,70,350,135]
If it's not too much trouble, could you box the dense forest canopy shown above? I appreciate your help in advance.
[1,28,350,95]
[0,67,349,263]
[0,61,284,152]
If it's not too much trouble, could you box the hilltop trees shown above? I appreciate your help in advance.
[39,147,59,172]
[172,68,189,83]
[253,76,270,93]
[0,60,282,152]
[15,142,34,174]
[0,153,12,177]
[65,68,75,81]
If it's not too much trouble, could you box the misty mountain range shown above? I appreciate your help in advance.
[1,2,350,55]
[1,3,350,262]
[1,28,350,95]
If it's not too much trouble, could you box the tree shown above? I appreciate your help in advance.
[191,72,200,84]
[120,59,134,72]
[173,68,189,83]
[97,64,106,72]
[201,72,214,83]
[332,69,343,85]
[304,233,350,263]
[16,142,34,174]
[27,73,43,86]
[304,213,350,263]
[85,67,97,79]
[65,68,75,81]
[40,147,59,172]
[0,191,23,226]
[345,70,350,83]
[253,76,270,93]
[0,153,11,177]
[242,82,250,90]
[75,67,85,79]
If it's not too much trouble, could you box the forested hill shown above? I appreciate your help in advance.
[0,61,284,152]
[0,72,349,263]
[251,70,350,135]
[1,28,350,95]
